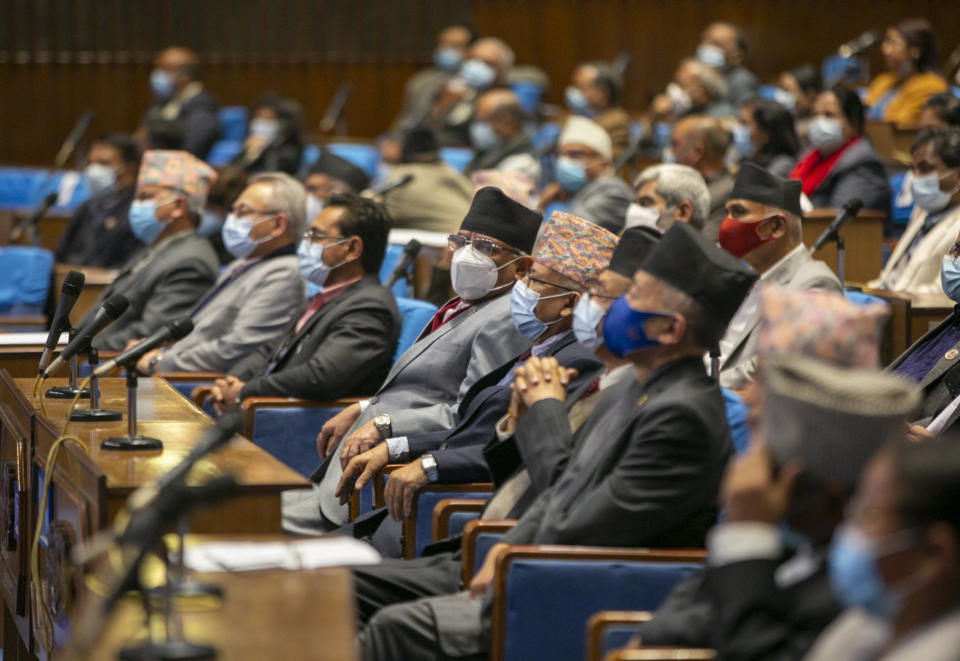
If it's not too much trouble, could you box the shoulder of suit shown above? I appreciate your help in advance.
[791,256,843,291]
[834,140,886,172]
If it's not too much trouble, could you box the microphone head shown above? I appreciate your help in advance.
[218,410,244,437]
[103,294,130,319]
[404,239,422,255]
[62,270,85,297]
[843,198,864,215]
[42,192,58,206]
[167,316,195,341]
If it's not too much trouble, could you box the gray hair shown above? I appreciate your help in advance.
[475,36,515,70]
[681,58,727,101]
[249,172,307,242]
[633,164,711,231]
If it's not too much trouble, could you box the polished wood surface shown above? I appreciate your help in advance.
[604,649,716,661]
[586,611,652,661]
[803,209,885,284]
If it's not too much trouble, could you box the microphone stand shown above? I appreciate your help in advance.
[45,328,90,399]
[836,234,846,284]
[709,345,721,382]
[70,347,122,422]
[101,371,163,450]
[147,515,222,603]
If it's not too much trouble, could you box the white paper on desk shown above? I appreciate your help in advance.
[0,332,68,346]
[926,392,960,435]
[182,537,381,573]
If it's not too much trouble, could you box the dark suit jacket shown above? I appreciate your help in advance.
[55,186,142,269]
[230,140,303,176]
[231,274,400,401]
[502,356,732,549]
[82,232,219,351]
[806,139,892,212]
[463,134,535,177]
[887,308,960,426]
[144,89,220,158]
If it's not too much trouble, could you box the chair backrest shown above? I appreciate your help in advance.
[473,530,507,575]
[217,106,249,142]
[394,297,438,362]
[0,167,89,211]
[412,489,490,557]
[888,171,913,227]
[300,144,321,171]
[0,246,54,314]
[531,122,561,152]
[379,244,412,299]
[206,140,244,166]
[327,143,379,178]
[249,405,345,476]
[439,147,475,173]
[509,81,543,115]
[446,509,480,538]
[721,387,749,455]
[499,558,701,661]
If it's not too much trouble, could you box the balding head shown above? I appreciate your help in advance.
[473,89,525,144]
[155,47,201,89]
[469,37,515,80]
[670,115,730,175]
[675,59,727,108]
[702,22,748,66]
[438,25,473,51]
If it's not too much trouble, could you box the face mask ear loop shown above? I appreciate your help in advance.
[486,255,526,294]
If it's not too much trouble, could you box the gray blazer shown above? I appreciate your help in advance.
[154,252,304,373]
[84,232,219,351]
[806,139,892,212]
[719,246,841,389]
[317,291,531,525]
[569,174,633,234]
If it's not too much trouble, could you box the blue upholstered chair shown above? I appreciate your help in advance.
[888,171,914,230]
[0,246,54,318]
[379,244,412,299]
[393,298,438,362]
[439,147,475,173]
[206,140,244,166]
[585,611,653,661]
[327,143,379,178]
[0,167,89,211]
[721,387,750,455]
[217,107,248,142]
[509,81,543,116]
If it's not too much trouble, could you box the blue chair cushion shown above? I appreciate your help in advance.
[414,490,490,557]
[0,246,53,307]
[394,298,438,362]
[206,140,244,166]
[889,171,913,227]
[250,406,347,476]
[500,559,701,661]
[531,123,561,152]
[301,144,321,171]
[721,387,750,455]
[439,147,475,174]
[601,624,642,659]
[217,106,249,143]
[509,82,543,116]
[473,530,507,576]
[379,244,412,299]
[327,143,380,178]
[447,509,481,538]
[844,290,887,307]
[0,168,89,210]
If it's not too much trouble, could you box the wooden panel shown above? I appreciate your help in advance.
[908,291,954,344]
[803,209,886,284]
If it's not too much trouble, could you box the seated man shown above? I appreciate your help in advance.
[463,89,539,181]
[81,150,219,351]
[134,172,307,375]
[357,222,757,660]
[667,115,734,241]
[806,436,960,661]
[869,128,960,295]
[302,148,371,221]
[650,59,735,123]
[211,194,399,407]
[625,163,711,234]
[334,211,616,556]
[287,187,540,531]
[696,22,758,107]
[565,61,631,161]
[56,134,143,269]
[539,116,633,233]
[715,162,841,390]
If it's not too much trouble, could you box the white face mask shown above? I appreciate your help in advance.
[249,118,280,142]
[624,203,663,231]
[83,163,117,196]
[808,117,845,154]
[666,82,693,115]
[449,246,516,301]
[306,194,325,223]
[572,293,607,349]
[911,170,959,213]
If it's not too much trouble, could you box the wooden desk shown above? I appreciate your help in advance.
[0,213,70,254]
[865,121,919,166]
[0,372,310,659]
[803,209,885,284]
[909,292,955,344]
[51,265,115,326]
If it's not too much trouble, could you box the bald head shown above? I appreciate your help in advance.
[670,115,730,175]
[155,47,201,89]
[474,89,525,142]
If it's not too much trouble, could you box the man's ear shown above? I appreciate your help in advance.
[560,291,581,317]
[757,215,787,240]
[654,314,687,346]
[346,235,364,261]
[674,200,693,223]
[513,256,534,280]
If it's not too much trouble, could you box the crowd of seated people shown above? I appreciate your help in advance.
[33,14,960,661]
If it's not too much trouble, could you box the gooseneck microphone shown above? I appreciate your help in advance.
[92,316,194,378]
[42,294,129,378]
[812,198,864,252]
[38,270,85,373]
[384,239,422,288]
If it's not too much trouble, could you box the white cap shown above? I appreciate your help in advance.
[559,116,613,162]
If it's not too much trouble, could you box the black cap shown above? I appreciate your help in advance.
[401,126,440,162]
[460,187,542,255]
[730,162,803,218]
[640,223,757,345]
[307,149,370,192]
[609,227,660,279]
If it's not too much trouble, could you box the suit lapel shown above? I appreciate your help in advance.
[380,304,478,389]
[270,280,362,369]
[918,337,960,390]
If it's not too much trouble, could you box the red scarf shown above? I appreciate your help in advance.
[789,136,861,197]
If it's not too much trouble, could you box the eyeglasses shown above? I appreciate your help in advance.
[448,234,522,258]
[586,287,618,300]
[525,274,577,293]
[231,204,279,220]
[302,229,347,245]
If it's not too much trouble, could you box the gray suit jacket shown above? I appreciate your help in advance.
[806,139,892,212]
[719,246,842,389]
[154,252,304,373]
[84,232,219,351]
[569,175,633,234]
[317,292,531,525]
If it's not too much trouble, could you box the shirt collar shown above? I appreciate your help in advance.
[531,329,572,358]
[761,243,806,282]
[308,275,363,308]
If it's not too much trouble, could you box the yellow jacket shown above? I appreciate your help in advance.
[865,71,948,125]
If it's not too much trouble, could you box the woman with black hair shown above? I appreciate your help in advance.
[231,93,304,175]
[734,97,800,177]
[789,87,891,211]
[865,18,948,125]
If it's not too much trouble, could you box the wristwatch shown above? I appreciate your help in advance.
[420,454,439,482]
[374,413,392,439]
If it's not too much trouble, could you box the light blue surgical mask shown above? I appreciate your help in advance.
[555,157,589,193]
[731,124,755,160]
[83,163,117,197]
[771,87,797,111]
[696,43,726,68]
[433,47,462,72]
[198,209,224,238]
[469,121,499,151]
[572,293,607,350]
[249,118,280,142]
[150,69,175,99]
[128,198,173,244]
[911,170,958,214]
[297,238,348,287]
[941,256,960,301]
[564,86,593,116]
[509,278,569,341]
[661,147,677,164]
[808,117,845,154]
[221,212,276,259]
[460,59,496,90]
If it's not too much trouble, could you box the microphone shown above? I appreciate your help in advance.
[384,239,422,288]
[42,294,129,378]
[91,316,194,378]
[369,174,414,197]
[812,198,864,252]
[38,270,85,374]
[11,192,58,244]
[319,83,353,134]
[54,109,95,169]
[838,31,879,58]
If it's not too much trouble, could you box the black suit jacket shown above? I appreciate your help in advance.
[502,356,732,549]
[144,90,220,158]
[231,274,400,401]
[55,186,141,268]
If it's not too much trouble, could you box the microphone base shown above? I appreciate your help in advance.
[45,385,90,399]
[118,640,216,661]
[101,435,163,451]
[146,580,223,601]
[70,408,122,422]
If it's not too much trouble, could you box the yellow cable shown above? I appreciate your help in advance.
[63,376,92,431]
[39,387,48,419]
[32,373,42,399]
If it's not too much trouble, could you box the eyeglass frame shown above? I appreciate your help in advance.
[447,233,524,258]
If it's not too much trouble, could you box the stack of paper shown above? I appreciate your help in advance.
[182,537,381,573]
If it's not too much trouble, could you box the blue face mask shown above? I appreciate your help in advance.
[509,278,569,341]
[469,121,499,151]
[808,117,845,154]
[128,198,172,244]
[601,296,671,358]
[556,157,589,194]
[731,123,755,160]
[941,256,960,301]
[433,47,462,72]
[297,238,348,287]
[696,43,726,68]
[150,69,175,99]
[572,293,607,350]
[221,213,276,259]
[198,209,223,238]
[460,59,496,90]
[564,86,593,116]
